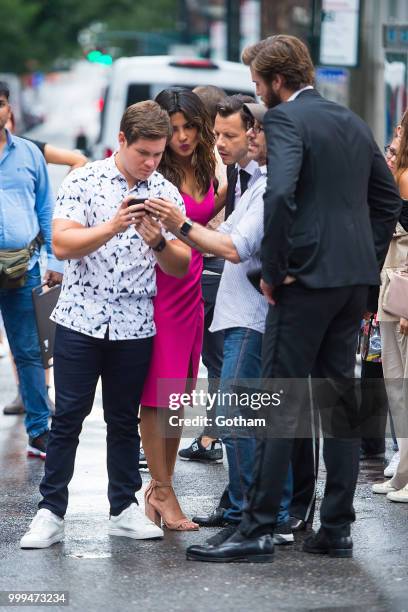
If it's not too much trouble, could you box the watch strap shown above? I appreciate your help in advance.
[152,236,167,252]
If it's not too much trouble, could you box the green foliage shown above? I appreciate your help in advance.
[0,0,41,73]
[0,0,178,73]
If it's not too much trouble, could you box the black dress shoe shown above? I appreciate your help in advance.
[192,507,233,527]
[303,529,353,558]
[206,525,237,546]
[186,531,274,563]
[289,516,308,532]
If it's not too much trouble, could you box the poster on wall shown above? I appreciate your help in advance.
[319,0,360,67]
[316,67,350,107]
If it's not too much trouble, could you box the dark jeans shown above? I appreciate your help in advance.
[218,327,292,524]
[0,264,49,438]
[240,284,368,538]
[39,325,152,518]
[201,258,224,437]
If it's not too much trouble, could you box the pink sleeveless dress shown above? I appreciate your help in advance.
[141,185,215,407]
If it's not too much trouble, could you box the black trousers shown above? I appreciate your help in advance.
[360,359,387,455]
[39,325,152,518]
[290,436,319,523]
[239,283,368,538]
[201,257,224,438]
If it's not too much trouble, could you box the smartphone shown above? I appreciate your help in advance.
[127,197,146,207]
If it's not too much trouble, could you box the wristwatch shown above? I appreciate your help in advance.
[179,217,193,237]
[152,236,167,252]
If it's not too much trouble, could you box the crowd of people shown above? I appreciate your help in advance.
[0,33,406,564]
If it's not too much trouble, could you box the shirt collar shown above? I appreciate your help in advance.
[4,128,15,148]
[238,159,259,176]
[250,164,267,184]
[104,151,154,189]
[287,85,314,102]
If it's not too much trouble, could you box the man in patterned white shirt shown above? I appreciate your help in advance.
[20,101,191,549]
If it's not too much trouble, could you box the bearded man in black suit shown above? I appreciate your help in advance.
[187,34,402,563]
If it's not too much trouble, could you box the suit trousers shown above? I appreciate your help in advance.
[239,283,368,538]
[290,435,319,524]
[39,325,152,518]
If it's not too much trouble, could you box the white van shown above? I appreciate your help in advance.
[91,56,255,159]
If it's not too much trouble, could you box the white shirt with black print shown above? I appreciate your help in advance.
[51,153,185,340]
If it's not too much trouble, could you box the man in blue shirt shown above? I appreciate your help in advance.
[0,80,63,458]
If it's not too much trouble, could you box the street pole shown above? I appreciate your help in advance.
[310,0,322,65]
[179,0,191,44]
[226,0,240,61]
[348,0,386,145]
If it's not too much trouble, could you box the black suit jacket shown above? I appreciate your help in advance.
[261,89,402,289]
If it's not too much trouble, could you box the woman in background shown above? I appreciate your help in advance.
[373,114,408,502]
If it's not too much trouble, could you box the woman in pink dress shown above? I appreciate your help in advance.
[140,88,224,530]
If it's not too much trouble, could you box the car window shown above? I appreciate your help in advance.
[126,84,151,107]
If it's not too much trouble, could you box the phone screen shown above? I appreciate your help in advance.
[127,197,146,207]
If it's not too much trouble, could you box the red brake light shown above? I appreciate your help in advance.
[169,59,219,70]
[103,148,113,158]
[98,97,105,112]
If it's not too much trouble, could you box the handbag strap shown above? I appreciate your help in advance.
[28,232,44,256]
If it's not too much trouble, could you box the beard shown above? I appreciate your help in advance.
[263,85,282,109]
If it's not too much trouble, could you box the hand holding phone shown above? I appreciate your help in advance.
[127,197,148,220]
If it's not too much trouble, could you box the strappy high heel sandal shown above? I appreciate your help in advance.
[144,479,199,531]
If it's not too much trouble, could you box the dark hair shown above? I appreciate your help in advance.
[0,81,10,100]
[193,85,227,125]
[247,35,315,91]
[216,94,256,129]
[120,100,172,145]
[155,87,216,195]
[395,110,408,184]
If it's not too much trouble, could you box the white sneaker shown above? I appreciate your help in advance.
[387,485,408,503]
[20,509,64,549]
[108,503,163,540]
[384,452,400,478]
[372,481,398,494]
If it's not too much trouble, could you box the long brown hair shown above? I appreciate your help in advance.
[395,110,408,185]
[155,88,216,195]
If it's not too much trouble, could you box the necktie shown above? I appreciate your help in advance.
[239,169,250,196]
[225,165,238,220]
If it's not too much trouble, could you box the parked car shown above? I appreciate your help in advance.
[87,56,255,159]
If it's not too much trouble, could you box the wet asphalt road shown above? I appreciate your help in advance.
[1,352,408,612]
